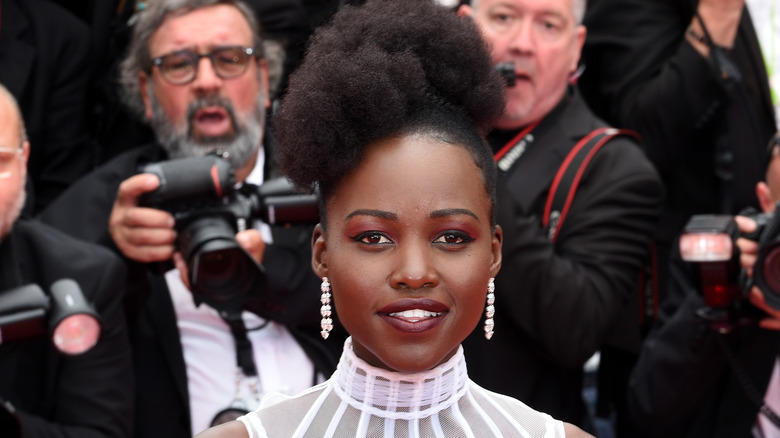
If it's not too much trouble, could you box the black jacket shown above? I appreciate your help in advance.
[581,0,776,243]
[0,0,95,213]
[462,88,664,426]
[629,248,780,437]
[0,220,133,437]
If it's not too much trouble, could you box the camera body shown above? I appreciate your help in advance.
[139,156,319,318]
[680,209,780,328]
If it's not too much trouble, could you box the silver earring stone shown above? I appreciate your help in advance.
[320,277,333,339]
[484,278,495,340]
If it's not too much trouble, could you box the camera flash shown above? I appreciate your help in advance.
[680,233,733,262]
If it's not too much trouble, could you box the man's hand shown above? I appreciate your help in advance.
[735,215,759,277]
[749,287,780,331]
[736,215,780,330]
[173,229,267,290]
[109,174,177,263]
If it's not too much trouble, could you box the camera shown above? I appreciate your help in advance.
[138,156,319,318]
[0,279,100,355]
[679,209,780,328]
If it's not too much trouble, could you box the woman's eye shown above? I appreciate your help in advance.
[433,231,472,245]
[354,232,392,245]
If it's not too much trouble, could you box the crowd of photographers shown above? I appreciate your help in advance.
[0,0,778,437]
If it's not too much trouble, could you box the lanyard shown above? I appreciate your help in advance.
[493,120,540,172]
[220,311,268,413]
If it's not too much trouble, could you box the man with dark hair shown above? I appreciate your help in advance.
[39,1,337,437]
[458,0,663,434]
[0,84,133,438]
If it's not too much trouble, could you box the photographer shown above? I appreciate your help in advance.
[0,85,133,437]
[37,1,339,437]
[628,134,780,438]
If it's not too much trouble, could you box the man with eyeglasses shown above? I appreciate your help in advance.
[38,1,338,437]
[0,83,133,437]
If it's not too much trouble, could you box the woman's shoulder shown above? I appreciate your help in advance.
[247,381,334,436]
[468,381,594,437]
[194,420,248,438]
[564,422,595,438]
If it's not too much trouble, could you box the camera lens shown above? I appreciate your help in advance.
[179,216,264,312]
[755,241,780,310]
[192,245,255,304]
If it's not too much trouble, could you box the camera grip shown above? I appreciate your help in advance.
[138,156,236,206]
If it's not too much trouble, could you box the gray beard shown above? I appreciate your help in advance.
[148,87,265,170]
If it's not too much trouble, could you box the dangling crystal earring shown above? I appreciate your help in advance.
[484,278,495,340]
[320,277,333,339]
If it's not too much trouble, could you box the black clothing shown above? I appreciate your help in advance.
[462,88,664,427]
[580,3,777,434]
[0,0,95,213]
[0,220,133,437]
[629,249,780,438]
[581,0,776,245]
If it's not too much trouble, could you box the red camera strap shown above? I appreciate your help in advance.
[542,127,639,242]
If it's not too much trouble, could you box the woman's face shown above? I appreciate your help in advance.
[312,133,502,373]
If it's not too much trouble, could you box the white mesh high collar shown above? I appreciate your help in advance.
[239,337,566,437]
[332,337,468,420]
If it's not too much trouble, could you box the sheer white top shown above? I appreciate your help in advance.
[238,337,565,437]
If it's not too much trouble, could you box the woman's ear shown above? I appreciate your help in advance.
[490,225,503,278]
[312,224,328,278]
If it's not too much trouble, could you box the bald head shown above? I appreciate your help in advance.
[0,83,29,240]
[0,84,27,146]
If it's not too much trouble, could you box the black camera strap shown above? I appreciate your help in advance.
[222,310,265,378]
[716,333,780,429]
[694,11,768,215]
[210,311,270,427]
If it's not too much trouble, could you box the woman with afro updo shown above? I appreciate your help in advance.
[197,0,592,436]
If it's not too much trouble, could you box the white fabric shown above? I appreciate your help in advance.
[746,0,780,129]
[757,357,780,438]
[243,147,273,243]
[165,147,317,435]
[238,337,565,438]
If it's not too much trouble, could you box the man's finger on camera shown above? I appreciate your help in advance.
[749,287,780,330]
[117,202,175,228]
[110,204,177,261]
[737,240,758,273]
[117,174,161,205]
[236,230,266,264]
[125,244,177,264]
[735,215,758,234]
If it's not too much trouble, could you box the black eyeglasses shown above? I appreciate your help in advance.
[151,46,256,85]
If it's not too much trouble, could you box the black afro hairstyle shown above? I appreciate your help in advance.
[273,0,505,212]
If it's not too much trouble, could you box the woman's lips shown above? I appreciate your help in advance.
[378,299,448,333]
[379,312,446,333]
